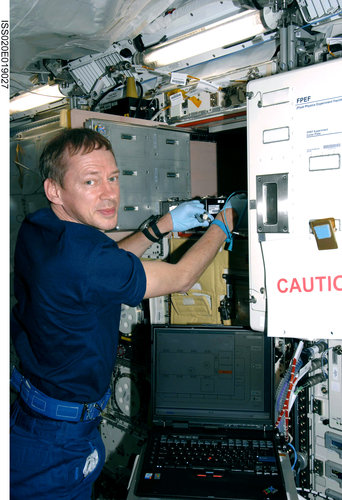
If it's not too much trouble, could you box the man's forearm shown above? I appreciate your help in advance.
[142,208,233,299]
[117,212,172,256]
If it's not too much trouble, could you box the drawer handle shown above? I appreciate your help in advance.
[122,170,137,176]
[121,134,136,141]
[124,206,139,211]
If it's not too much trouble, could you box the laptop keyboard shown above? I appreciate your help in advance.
[147,433,279,476]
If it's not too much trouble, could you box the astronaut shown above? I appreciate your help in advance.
[10,128,234,499]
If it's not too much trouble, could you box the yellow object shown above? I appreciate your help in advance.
[189,96,202,108]
[126,77,138,98]
[170,237,230,325]
[59,108,71,128]
[310,218,338,250]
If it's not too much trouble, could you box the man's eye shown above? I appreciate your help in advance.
[85,179,95,186]
[109,176,119,182]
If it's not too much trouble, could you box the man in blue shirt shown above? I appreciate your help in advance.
[10,128,235,499]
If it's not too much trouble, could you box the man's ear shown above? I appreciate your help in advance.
[44,178,63,205]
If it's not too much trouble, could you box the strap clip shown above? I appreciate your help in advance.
[140,215,169,243]
[80,403,89,422]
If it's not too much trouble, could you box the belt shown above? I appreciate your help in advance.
[10,367,111,422]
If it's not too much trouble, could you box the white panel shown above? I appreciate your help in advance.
[263,127,290,143]
[261,87,290,106]
[247,58,342,338]
[309,154,340,171]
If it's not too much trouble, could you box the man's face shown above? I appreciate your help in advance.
[48,147,120,231]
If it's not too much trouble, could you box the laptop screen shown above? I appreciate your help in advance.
[152,326,274,429]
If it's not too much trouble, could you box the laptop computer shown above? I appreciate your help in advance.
[132,325,296,500]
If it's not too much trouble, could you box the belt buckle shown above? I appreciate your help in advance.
[80,403,89,421]
[80,403,103,421]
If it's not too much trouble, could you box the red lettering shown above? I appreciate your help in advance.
[315,276,326,291]
[289,278,302,293]
[277,279,288,293]
[334,275,342,291]
[302,277,314,292]
[277,275,342,293]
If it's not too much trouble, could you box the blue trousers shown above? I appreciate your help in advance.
[10,399,106,500]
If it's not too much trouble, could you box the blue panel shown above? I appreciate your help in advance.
[315,224,331,239]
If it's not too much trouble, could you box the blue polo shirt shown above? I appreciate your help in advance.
[11,208,146,403]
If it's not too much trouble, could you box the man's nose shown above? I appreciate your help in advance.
[100,180,118,199]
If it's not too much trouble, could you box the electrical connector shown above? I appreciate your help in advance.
[332,345,342,355]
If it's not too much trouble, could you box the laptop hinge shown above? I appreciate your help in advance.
[154,420,189,428]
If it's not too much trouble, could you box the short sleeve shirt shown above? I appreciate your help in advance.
[11,208,146,402]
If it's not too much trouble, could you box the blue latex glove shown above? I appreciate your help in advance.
[170,200,214,232]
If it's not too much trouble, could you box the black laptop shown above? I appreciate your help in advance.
[133,325,294,500]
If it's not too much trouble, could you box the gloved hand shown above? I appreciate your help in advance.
[170,200,214,232]
[226,192,247,233]
[212,191,247,250]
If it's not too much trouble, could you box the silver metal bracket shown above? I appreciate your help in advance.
[256,173,289,233]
